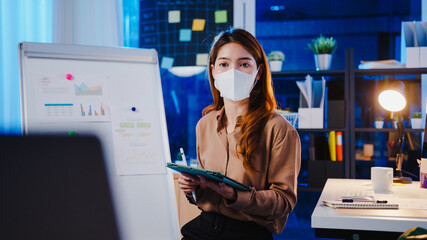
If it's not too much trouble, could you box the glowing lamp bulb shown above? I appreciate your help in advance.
[378,90,406,112]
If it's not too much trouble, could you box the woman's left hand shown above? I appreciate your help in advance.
[197,175,237,202]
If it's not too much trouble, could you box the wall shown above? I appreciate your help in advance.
[423,0,426,21]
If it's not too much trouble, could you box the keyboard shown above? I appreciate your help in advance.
[341,190,375,202]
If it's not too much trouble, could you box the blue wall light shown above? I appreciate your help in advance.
[0,0,53,135]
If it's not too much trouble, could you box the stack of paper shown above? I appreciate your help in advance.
[358,59,404,69]
[296,75,326,129]
[401,21,427,67]
[296,75,326,108]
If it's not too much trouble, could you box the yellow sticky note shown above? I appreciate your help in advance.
[196,53,209,66]
[192,19,205,31]
[215,10,227,23]
[168,10,180,23]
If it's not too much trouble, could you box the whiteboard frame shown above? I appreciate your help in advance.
[18,42,180,240]
[233,0,256,36]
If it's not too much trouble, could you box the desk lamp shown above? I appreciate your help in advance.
[378,82,412,183]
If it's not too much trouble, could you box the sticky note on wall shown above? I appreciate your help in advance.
[192,19,206,31]
[168,10,180,23]
[196,53,209,66]
[179,29,192,42]
[215,10,227,23]
[161,57,174,69]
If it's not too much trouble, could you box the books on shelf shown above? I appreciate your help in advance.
[310,131,343,161]
[309,134,316,161]
[309,134,330,161]
[336,132,343,161]
[328,131,336,161]
[327,131,343,161]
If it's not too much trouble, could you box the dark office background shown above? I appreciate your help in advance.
[139,1,421,239]
[256,0,420,71]
[142,0,421,169]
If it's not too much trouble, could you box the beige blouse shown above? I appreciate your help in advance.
[192,107,301,234]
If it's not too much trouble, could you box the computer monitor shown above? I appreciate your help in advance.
[0,136,120,240]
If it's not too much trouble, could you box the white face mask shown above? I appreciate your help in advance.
[214,68,258,101]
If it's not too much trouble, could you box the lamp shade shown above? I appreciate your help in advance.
[168,66,206,77]
[378,90,406,112]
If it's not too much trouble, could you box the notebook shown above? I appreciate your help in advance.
[166,162,252,191]
[0,136,120,240]
[323,200,399,209]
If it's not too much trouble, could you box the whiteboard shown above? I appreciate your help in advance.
[18,42,180,240]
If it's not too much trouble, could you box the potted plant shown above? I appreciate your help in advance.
[411,112,423,129]
[307,35,337,71]
[267,51,285,72]
[374,116,384,129]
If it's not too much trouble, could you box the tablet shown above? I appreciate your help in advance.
[166,162,252,191]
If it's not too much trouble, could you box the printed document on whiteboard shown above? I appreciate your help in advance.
[34,74,110,122]
[111,107,166,175]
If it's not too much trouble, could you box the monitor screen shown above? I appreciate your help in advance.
[0,136,120,240]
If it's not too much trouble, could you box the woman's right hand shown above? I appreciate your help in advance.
[177,173,201,194]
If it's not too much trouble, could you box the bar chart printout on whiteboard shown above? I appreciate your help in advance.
[111,108,166,175]
[35,74,110,122]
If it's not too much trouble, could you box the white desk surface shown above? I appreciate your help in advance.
[312,178,427,233]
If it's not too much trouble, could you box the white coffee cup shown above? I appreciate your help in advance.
[371,167,393,193]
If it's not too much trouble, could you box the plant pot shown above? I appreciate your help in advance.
[374,121,384,129]
[411,118,423,129]
[269,60,283,72]
[314,54,332,71]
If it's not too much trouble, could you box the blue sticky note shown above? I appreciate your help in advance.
[179,29,192,42]
[161,57,174,69]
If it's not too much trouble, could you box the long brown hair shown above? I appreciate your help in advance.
[203,28,277,172]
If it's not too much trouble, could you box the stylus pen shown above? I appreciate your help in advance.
[180,148,197,202]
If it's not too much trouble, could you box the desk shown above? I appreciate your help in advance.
[312,179,427,239]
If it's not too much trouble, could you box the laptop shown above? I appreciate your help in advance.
[0,135,120,240]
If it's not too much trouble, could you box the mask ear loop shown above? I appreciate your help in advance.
[249,67,260,92]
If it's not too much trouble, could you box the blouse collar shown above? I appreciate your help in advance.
[215,106,243,133]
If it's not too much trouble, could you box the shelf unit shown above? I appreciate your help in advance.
[350,62,427,178]
[354,128,424,132]
[272,49,427,184]
[272,49,351,188]
[296,129,347,132]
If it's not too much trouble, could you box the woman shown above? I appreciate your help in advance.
[178,28,301,240]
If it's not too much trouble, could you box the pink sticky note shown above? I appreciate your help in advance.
[66,74,73,80]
